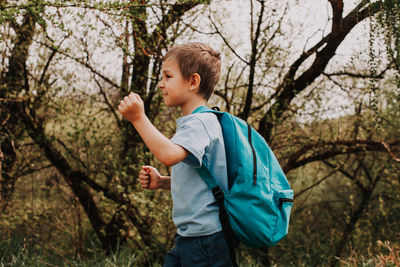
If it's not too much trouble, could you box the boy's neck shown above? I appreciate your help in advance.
[181,98,207,116]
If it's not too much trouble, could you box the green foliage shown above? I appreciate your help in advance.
[375,0,400,99]
[0,235,147,267]
[379,0,400,71]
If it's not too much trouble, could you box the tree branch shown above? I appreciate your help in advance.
[209,16,249,65]
[284,139,400,173]
[323,66,390,79]
[240,0,265,121]
[381,141,400,163]
[149,1,202,46]
[294,167,339,199]
[34,40,122,90]
[93,76,123,130]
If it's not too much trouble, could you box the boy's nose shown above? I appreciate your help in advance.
[158,81,164,89]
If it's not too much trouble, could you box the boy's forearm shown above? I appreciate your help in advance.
[159,176,171,190]
[130,115,188,166]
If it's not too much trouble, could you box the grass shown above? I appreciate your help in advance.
[1,235,399,267]
[0,236,151,267]
[338,240,400,267]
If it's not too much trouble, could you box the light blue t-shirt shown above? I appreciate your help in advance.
[170,112,228,237]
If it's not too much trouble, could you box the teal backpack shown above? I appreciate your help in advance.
[193,106,294,249]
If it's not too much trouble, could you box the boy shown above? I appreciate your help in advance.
[118,42,234,266]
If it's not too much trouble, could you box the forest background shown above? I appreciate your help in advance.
[0,0,399,266]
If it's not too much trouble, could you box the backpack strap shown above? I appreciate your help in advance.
[192,106,239,266]
[192,106,220,189]
[197,161,239,267]
[192,105,214,114]
[196,161,219,189]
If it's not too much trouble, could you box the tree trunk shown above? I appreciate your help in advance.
[331,188,373,266]
[1,9,124,253]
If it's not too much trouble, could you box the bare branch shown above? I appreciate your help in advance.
[17,164,53,177]
[56,138,88,171]
[323,159,366,192]
[209,15,248,65]
[34,39,121,89]
[284,139,400,173]
[38,34,69,87]
[94,76,123,130]
[220,61,236,112]
[381,141,400,163]
[294,168,339,199]
[323,65,391,79]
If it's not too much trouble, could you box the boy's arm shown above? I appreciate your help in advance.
[158,176,171,190]
[118,92,188,166]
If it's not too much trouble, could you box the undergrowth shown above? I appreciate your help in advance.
[1,235,399,266]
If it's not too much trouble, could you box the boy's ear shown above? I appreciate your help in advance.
[188,73,201,92]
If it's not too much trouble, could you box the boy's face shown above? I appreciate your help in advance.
[159,57,191,108]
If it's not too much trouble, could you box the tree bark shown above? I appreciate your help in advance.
[240,0,265,121]
[0,4,35,212]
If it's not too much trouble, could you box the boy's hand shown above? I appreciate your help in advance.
[118,92,145,123]
[139,166,161,190]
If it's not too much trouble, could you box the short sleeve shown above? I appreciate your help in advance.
[171,116,210,167]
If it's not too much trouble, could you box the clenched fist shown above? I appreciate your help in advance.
[118,92,145,122]
[139,166,161,190]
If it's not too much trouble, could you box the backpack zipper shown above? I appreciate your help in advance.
[247,124,257,185]
[279,198,294,207]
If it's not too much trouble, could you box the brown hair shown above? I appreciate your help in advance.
[163,42,221,100]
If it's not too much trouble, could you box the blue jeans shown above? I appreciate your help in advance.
[163,231,234,267]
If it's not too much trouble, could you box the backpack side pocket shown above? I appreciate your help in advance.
[272,189,294,245]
